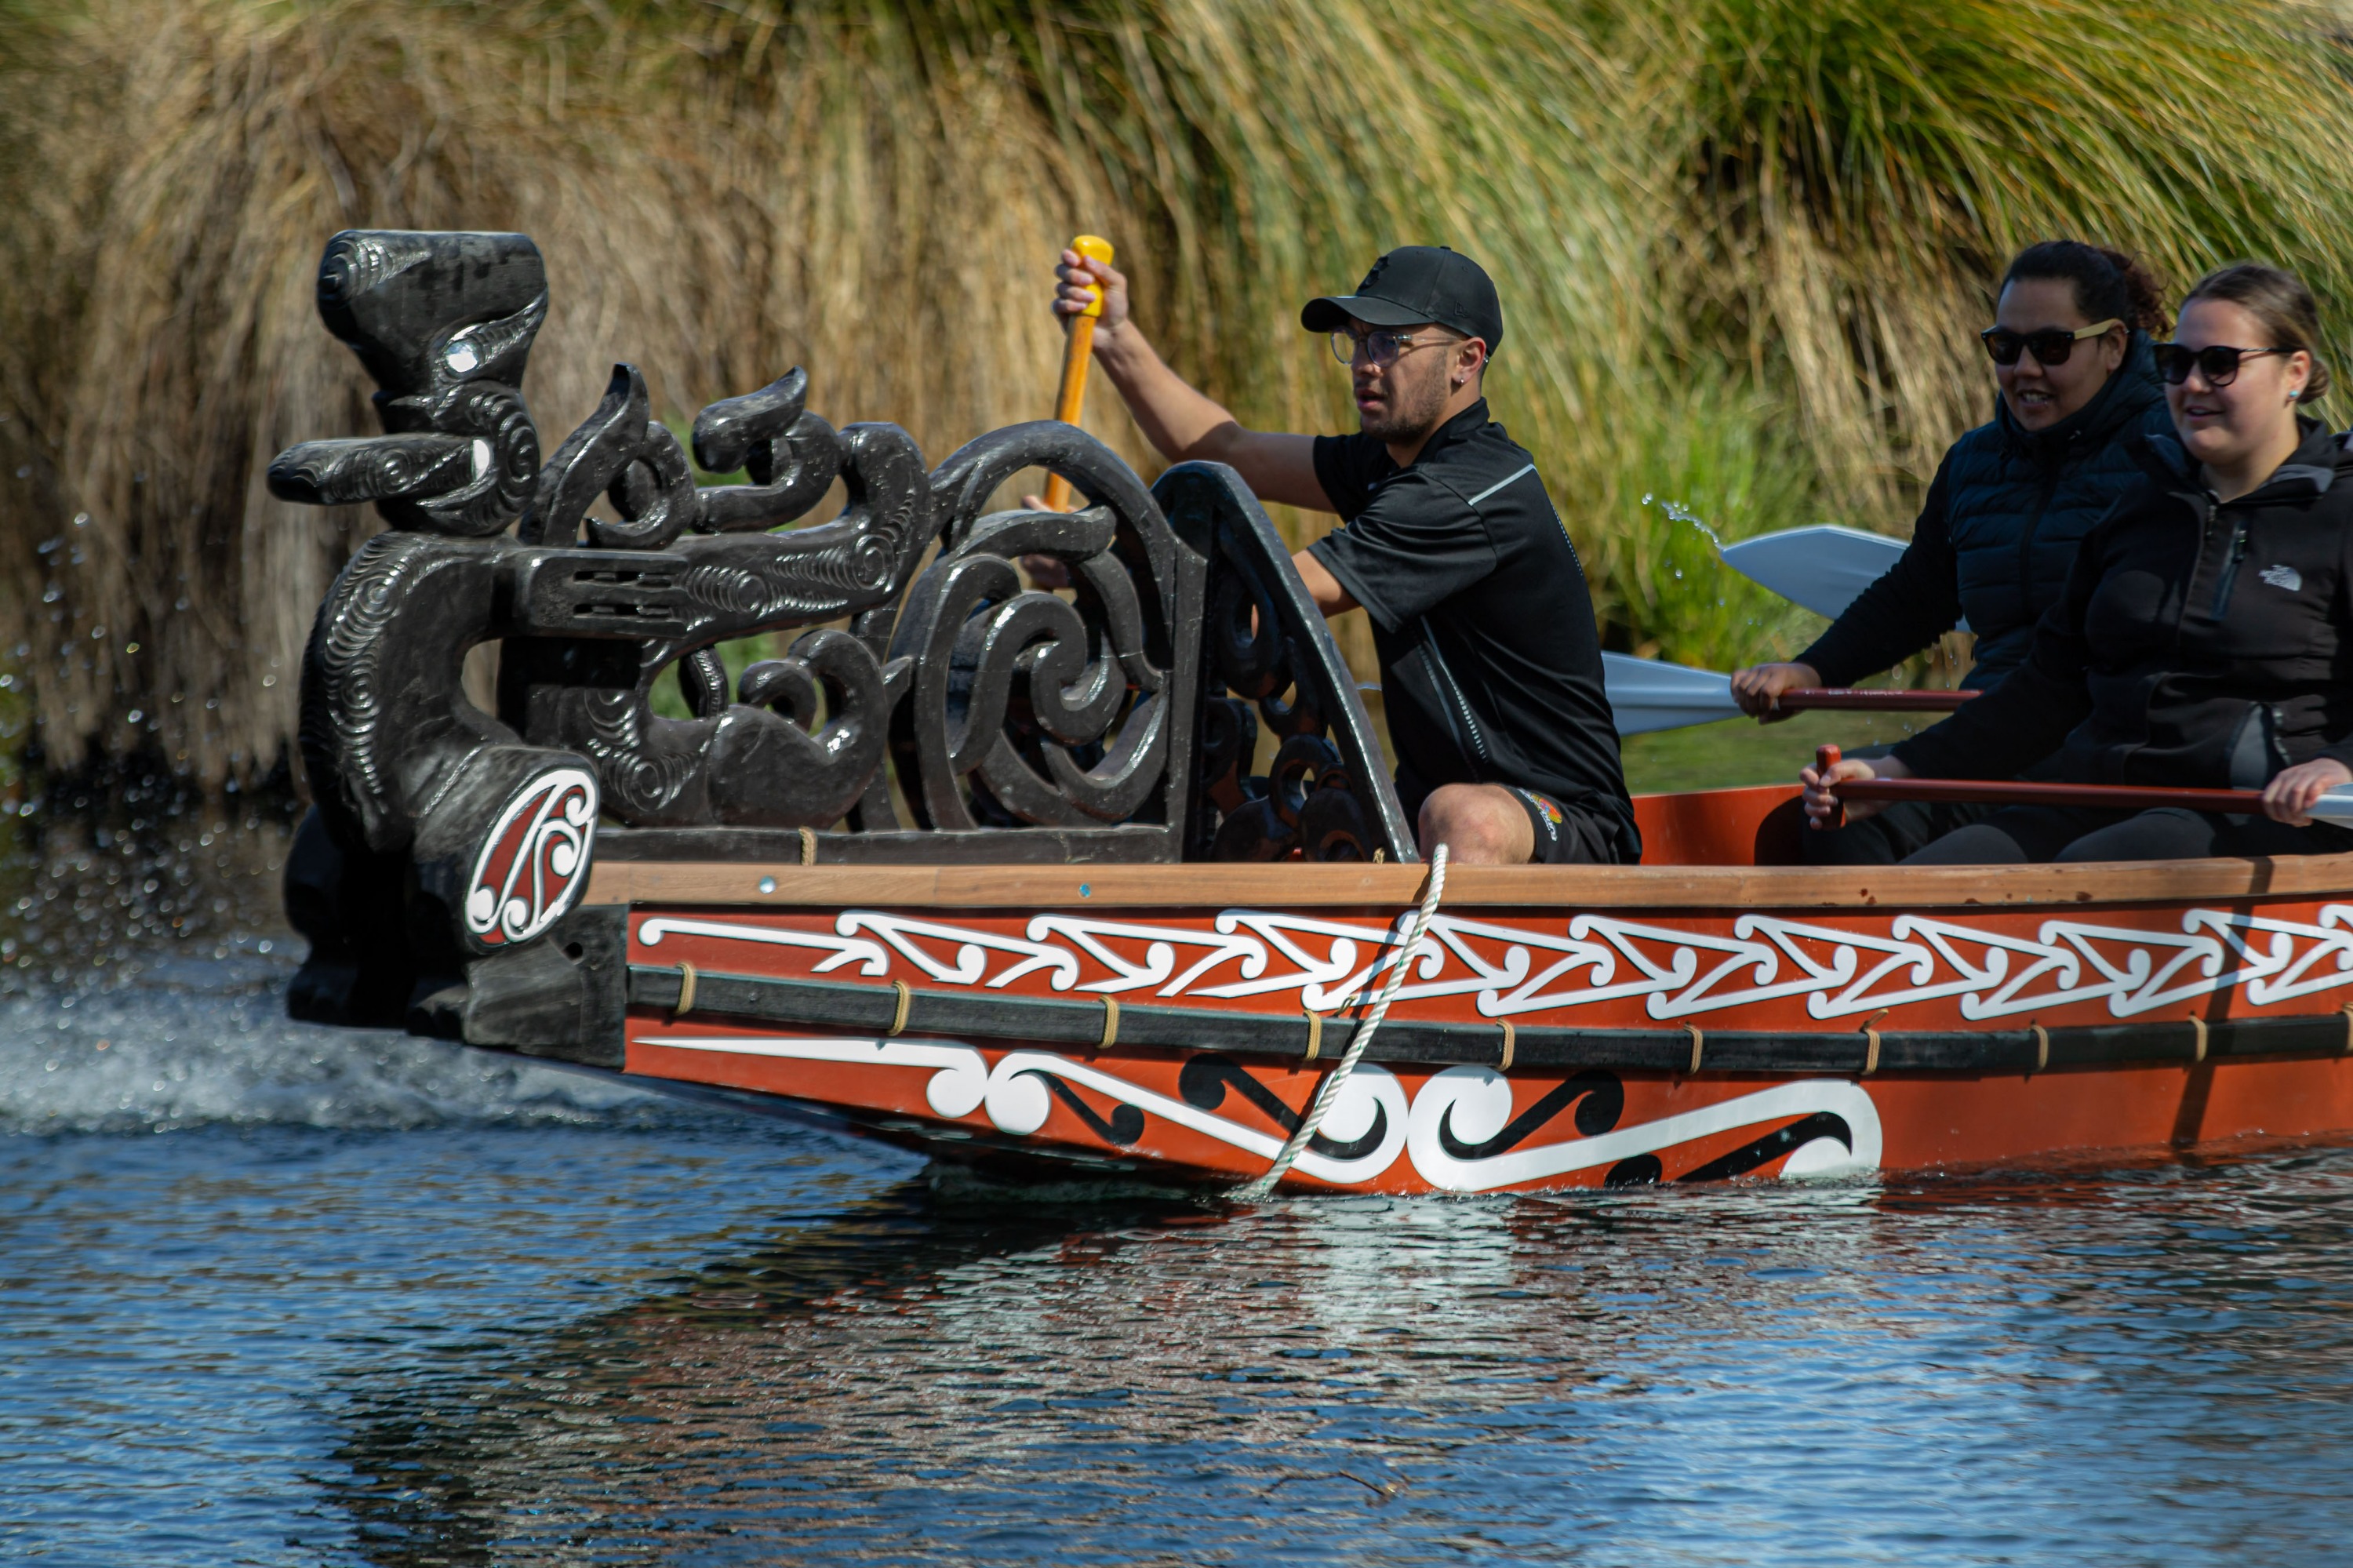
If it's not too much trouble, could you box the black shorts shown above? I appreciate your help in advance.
[1506,786,1617,865]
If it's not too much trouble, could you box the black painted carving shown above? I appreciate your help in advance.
[1177,1053,1387,1160]
[1675,1112,1853,1182]
[274,228,1407,1050]
[1438,1068,1623,1160]
[1157,465,1415,863]
[268,229,547,537]
[1038,1075,1147,1146]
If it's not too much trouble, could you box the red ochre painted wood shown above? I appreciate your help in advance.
[596,782,2353,1191]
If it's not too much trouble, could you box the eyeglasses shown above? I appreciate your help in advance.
[2154,342,2293,388]
[1979,318,2123,367]
[1329,328,1454,368]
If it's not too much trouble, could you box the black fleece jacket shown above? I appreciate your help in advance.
[1798,333,2169,692]
[1893,420,2353,788]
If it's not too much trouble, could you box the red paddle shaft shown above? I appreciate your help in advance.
[1810,741,2271,820]
[1777,688,1977,712]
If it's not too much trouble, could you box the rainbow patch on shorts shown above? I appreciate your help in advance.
[1515,788,1564,827]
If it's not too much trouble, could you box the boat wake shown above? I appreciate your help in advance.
[0,960,650,1134]
[0,799,661,1136]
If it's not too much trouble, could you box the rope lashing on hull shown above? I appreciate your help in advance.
[1097,996,1120,1052]
[1231,843,1450,1201]
[2031,1022,2049,1073]
[1498,1019,1515,1073]
[2191,1014,2209,1064]
[1860,1009,1889,1076]
[673,962,698,1019]
[887,978,912,1037]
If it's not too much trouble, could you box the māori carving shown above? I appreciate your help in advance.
[272,230,1410,1030]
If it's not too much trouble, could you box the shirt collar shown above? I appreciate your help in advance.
[1417,398,1492,463]
[1372,397,1490,483]
[2159,416,2346,503]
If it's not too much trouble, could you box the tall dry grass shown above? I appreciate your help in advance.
[5,0,2353,786]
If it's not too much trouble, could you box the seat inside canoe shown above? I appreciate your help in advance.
[1631,784,1806,868]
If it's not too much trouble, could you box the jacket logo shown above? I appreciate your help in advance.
[2260,564,2304,592]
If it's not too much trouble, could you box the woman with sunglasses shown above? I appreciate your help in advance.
[1805,261,2353,864]
[1736,241,2173,864]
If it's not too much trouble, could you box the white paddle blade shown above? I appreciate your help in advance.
[1602,652,1739,735]
[1719,525,1908,621]
[2306,786,2353,826]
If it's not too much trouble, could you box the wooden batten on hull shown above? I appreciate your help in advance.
[270,228,2353,1194]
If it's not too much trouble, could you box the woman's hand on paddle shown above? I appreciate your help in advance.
[1730,660,1821,722]
[2261,756,2353,825]
[1053,249,1129,340]
[1801,753,1906,827]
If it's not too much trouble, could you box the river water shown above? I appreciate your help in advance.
[7,808,2353,1565]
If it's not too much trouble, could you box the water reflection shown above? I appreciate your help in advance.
[5,798,2353,1563]
[318,1155,2353,1566]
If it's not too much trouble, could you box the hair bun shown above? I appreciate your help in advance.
[2087,245,2170,334]
[2003,240,2169,336]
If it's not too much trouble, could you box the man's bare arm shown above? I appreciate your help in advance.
[1290,548,1358,616]
[1056,251,1331,512]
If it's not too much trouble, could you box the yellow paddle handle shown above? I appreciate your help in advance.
[1067,234,1115,320]
[1046,235,1116,511]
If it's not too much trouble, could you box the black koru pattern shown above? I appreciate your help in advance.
[271,230,1411,1026]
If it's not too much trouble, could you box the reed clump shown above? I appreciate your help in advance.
[5,0,2353,786]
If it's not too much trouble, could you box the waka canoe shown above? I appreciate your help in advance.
[270,227,2353,1192]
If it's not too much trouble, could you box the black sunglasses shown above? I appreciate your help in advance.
[2154,342,2293,388]
[1979,318,2123,366]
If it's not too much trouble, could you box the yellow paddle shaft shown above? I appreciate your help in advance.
[1043,234,1115,512]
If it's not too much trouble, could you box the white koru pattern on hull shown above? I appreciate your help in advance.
[637,904,2353,1022]
[637,1035,1879,1187]
[647,1035,1406,1186]
[1405,1070,1880,1191]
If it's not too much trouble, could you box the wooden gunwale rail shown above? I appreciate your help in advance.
[586,852,2353,911]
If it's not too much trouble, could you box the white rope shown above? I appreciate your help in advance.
[1231,844,1450,1201]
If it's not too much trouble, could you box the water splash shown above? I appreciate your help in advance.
[0,970,651,1133]
[1639,493,1730,555]
[1664,498,1728,554]
[0,794,654,1133]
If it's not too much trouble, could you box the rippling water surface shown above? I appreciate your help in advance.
[7,810,2353,1565]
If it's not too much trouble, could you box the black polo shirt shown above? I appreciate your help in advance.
[1306,399,1638,860]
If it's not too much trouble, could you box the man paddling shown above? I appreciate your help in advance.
[1047,243,1638,866]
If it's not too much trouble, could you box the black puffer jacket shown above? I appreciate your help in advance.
[1799,333,2170,692]
[1893,419,2353,788]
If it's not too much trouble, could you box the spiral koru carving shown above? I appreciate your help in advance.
[873,421,1195,833]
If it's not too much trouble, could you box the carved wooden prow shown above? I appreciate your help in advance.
[270,230,1405,1047]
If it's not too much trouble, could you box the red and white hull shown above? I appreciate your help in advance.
[595,823,2353,1191]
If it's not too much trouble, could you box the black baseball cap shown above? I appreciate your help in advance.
[1300,246,1504,357]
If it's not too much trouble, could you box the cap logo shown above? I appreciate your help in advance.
[1358,255,1389,292]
